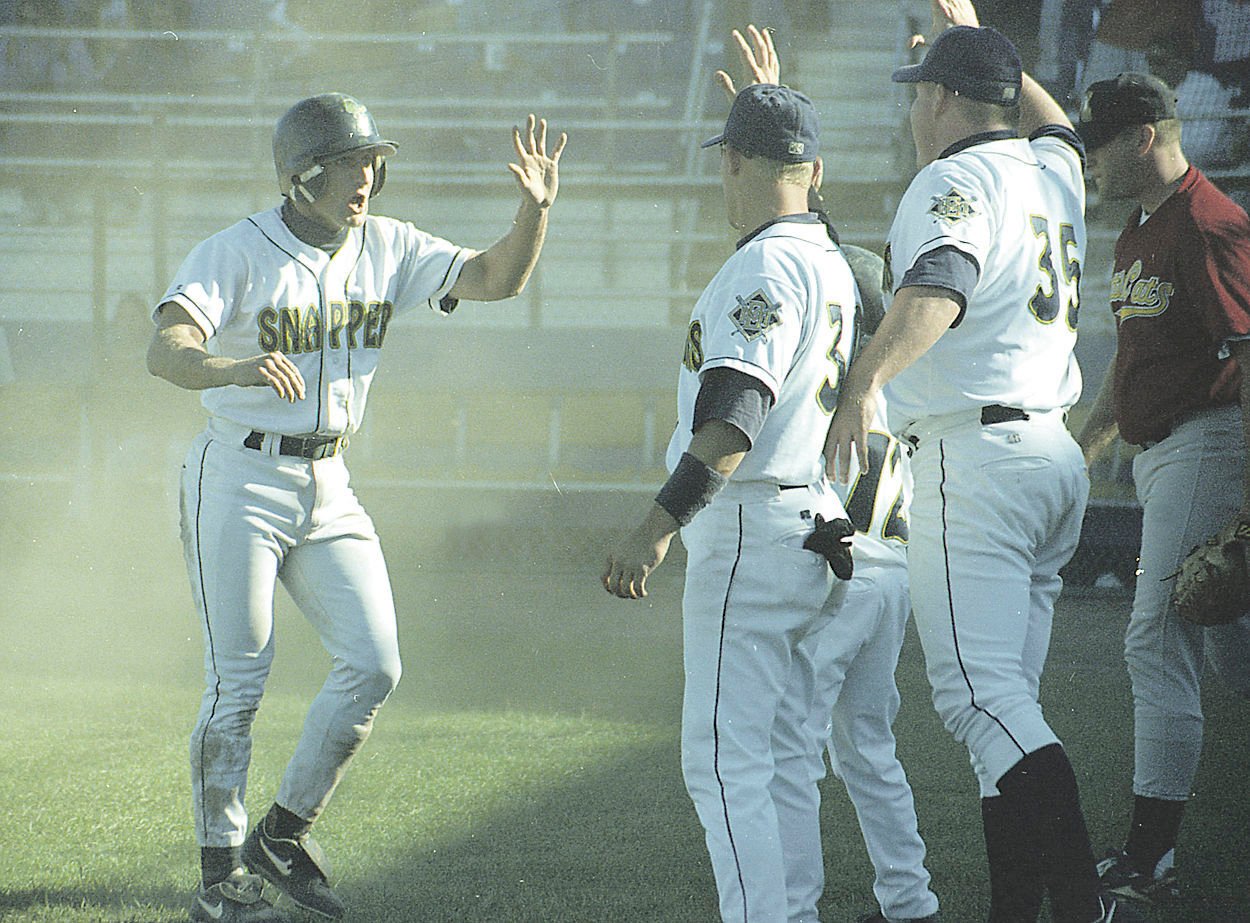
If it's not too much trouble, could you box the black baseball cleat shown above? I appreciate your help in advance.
[1094,893,1148,922]
[1097,848,1182,904]
[855,912,941,922]
[191,868,287,922]
[242,821,346,920]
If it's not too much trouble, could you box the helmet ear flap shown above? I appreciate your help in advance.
[289,164,327,203]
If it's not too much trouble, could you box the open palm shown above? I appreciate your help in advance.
[509,113,567,208]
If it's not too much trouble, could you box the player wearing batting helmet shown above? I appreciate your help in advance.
[148,93,565,922]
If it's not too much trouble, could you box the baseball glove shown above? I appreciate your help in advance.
[803,513,855,580]
[1171,519,1250,626]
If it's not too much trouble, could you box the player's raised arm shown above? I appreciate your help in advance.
[449,114,566,303]
[147,302,306,402]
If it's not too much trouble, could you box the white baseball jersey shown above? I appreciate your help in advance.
[158,205,467,435]
[883,134,1086,431]
[666,217,858,484]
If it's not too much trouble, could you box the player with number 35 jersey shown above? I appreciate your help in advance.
[882,113,1085,430]
[824,3,1139,919]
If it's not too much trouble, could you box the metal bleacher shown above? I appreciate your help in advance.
[2,1,1246,570]
[0,1,924,507]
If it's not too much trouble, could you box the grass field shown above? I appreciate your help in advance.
[2,486,1248,922]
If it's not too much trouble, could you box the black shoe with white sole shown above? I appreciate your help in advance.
[190,868,287,923]
[242,821,346,920]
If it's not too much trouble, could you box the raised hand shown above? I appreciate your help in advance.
[911,0,980,49]
[714,24,781,103]
[508,114,567,209]
[936,0,980,29]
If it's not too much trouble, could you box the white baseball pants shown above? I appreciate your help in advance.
[903,409,1089,797]
[804,564,940,922]
[180,425,401,847]
[679,479,843,923]
[1128,404,1250,800]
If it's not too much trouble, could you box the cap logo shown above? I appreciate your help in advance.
[788,141,805,155]
[928,187,978,223]
[342,97,366,116]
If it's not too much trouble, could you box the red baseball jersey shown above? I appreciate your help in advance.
[1110,166,1250,446]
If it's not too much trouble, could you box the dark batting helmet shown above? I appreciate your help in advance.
[272,93,398,202]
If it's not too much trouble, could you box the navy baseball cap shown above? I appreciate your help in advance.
[891,25,1022,105]
[701,83,820,163]
[1077,73,1178,151]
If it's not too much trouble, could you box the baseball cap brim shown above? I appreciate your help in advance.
[1075,120,1124,152]
[891,62,927,85]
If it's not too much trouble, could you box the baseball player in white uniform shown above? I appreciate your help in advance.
[602,81,858,923]
[798,245,940,923]
[825,3,1142,921]
[146,93,564,923]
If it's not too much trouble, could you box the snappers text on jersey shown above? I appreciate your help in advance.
[256,300,394,353]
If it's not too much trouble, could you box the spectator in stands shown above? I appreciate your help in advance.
[0,0,96,90]
[78,0,194,92]
[1147,29,1250,180]
[0,0,99,223]
[1201,0,1250,100]
[1036,0,1097,111]
[1079,0,1202,87]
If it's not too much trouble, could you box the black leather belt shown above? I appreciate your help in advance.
[905,405,1032,451]
[980,404,1030,425]
[243,431,346,460]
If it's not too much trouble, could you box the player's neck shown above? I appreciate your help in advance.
[282,198,350,251]
[1139,154,1190,215]
[732,186,811,236]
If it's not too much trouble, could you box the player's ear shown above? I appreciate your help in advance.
[1134,123,1158,157]
[810,156,824,193]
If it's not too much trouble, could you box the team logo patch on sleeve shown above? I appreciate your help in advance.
[730,289,782,341]
[928,187,979,223]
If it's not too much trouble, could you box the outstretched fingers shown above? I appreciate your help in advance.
[745,24,779,83]
[937,0,980,28]
[717,24,781,101]
[508,114,565,208]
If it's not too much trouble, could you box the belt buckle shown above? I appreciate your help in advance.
[310,436,344,459]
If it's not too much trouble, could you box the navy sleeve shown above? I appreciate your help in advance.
[1030,124,1086,169]
[693,367,774,447]
[898,244,981,328]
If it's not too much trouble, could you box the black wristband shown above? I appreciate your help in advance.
[655,452,729,526]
